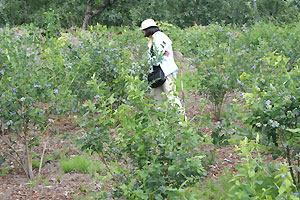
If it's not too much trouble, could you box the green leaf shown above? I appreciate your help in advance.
[134,189,148,199]
[0,156,5,166]
[255,180,263,185]
[278,184,286,195]
[168,165,176,172]
[248,170,255,178]
[290,195,300,200]
[286,128,300,133]
[155,194,163,200]
[266,195,272,200]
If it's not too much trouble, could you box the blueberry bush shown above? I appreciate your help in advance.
[2,19,300,199]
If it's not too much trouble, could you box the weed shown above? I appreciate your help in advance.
[60,156,91,174]
[196,168,233,200]
[175,70,200,91]
[0,155,5,167]
[44,178,50,186]
[202,150,217,170]
[29,177,42,187]
[79,184,88,192]
[0,167,12,177]
[45,154,56,162]
[56,170,62,183]
[89,161,105,176]
[32,159,40,169]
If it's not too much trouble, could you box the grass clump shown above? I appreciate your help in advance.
[32,159,40,169]
[196,169,233,200]
[0,167,12,177]
[60,155,91,174]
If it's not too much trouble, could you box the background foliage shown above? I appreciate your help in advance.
[1,0,300,29]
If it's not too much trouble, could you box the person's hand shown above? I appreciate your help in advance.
[165,50,170,56]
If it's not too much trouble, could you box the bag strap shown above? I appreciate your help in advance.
[150,45,154,57]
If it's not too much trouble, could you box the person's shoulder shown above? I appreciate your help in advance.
[154,31,169,40]
[157,31,167,37]
[153,31,162,37]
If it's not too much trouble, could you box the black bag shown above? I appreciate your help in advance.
[148,65,166,88]
[147,45,166,88]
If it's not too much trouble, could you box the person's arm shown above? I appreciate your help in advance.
[150,35,171,66]
[154,34,171,57]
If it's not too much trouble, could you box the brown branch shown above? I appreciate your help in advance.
[1,140,25,168]
[1,118,26,168]
[2,130,29,178]
[297,121,300,185]
[1,118,5,135]
[38,126,50,177]
[24,120,34,179]
[286,146,297,185]
[38,141,47,177]
[98,151,119,184]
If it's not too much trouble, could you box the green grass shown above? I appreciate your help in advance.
[32,153,61,169]
[195,169,233,200]
[60,156,91,173]
[56,169,62,182]
[45,153,57,161]
[175,70,200,91]
[44,178,50,186]
[163,169,234,199]
[59,155,104,174]
[32,159,40,169]
[0,167,12,177]
[29,176,43,187]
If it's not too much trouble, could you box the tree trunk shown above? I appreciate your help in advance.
[24,122,34,179]
[82,0,113,30]
[253,0,259,23]
[287,146,297,185]
[193,0,201,26]
[83,0,93,30]
[24,0,28,24]
[24,138,34,179]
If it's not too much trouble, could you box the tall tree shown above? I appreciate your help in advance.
[24,0,28,24]
[82,0,113,29]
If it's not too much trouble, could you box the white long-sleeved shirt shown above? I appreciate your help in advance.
[148,31,178,77]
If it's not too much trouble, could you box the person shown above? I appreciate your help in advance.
[140,19,186,120]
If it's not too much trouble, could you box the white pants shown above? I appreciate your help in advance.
[152,74,186,119]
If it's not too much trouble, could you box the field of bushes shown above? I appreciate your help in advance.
[1,21,300,199]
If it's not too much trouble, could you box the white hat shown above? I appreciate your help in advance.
[140,19,158,30]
